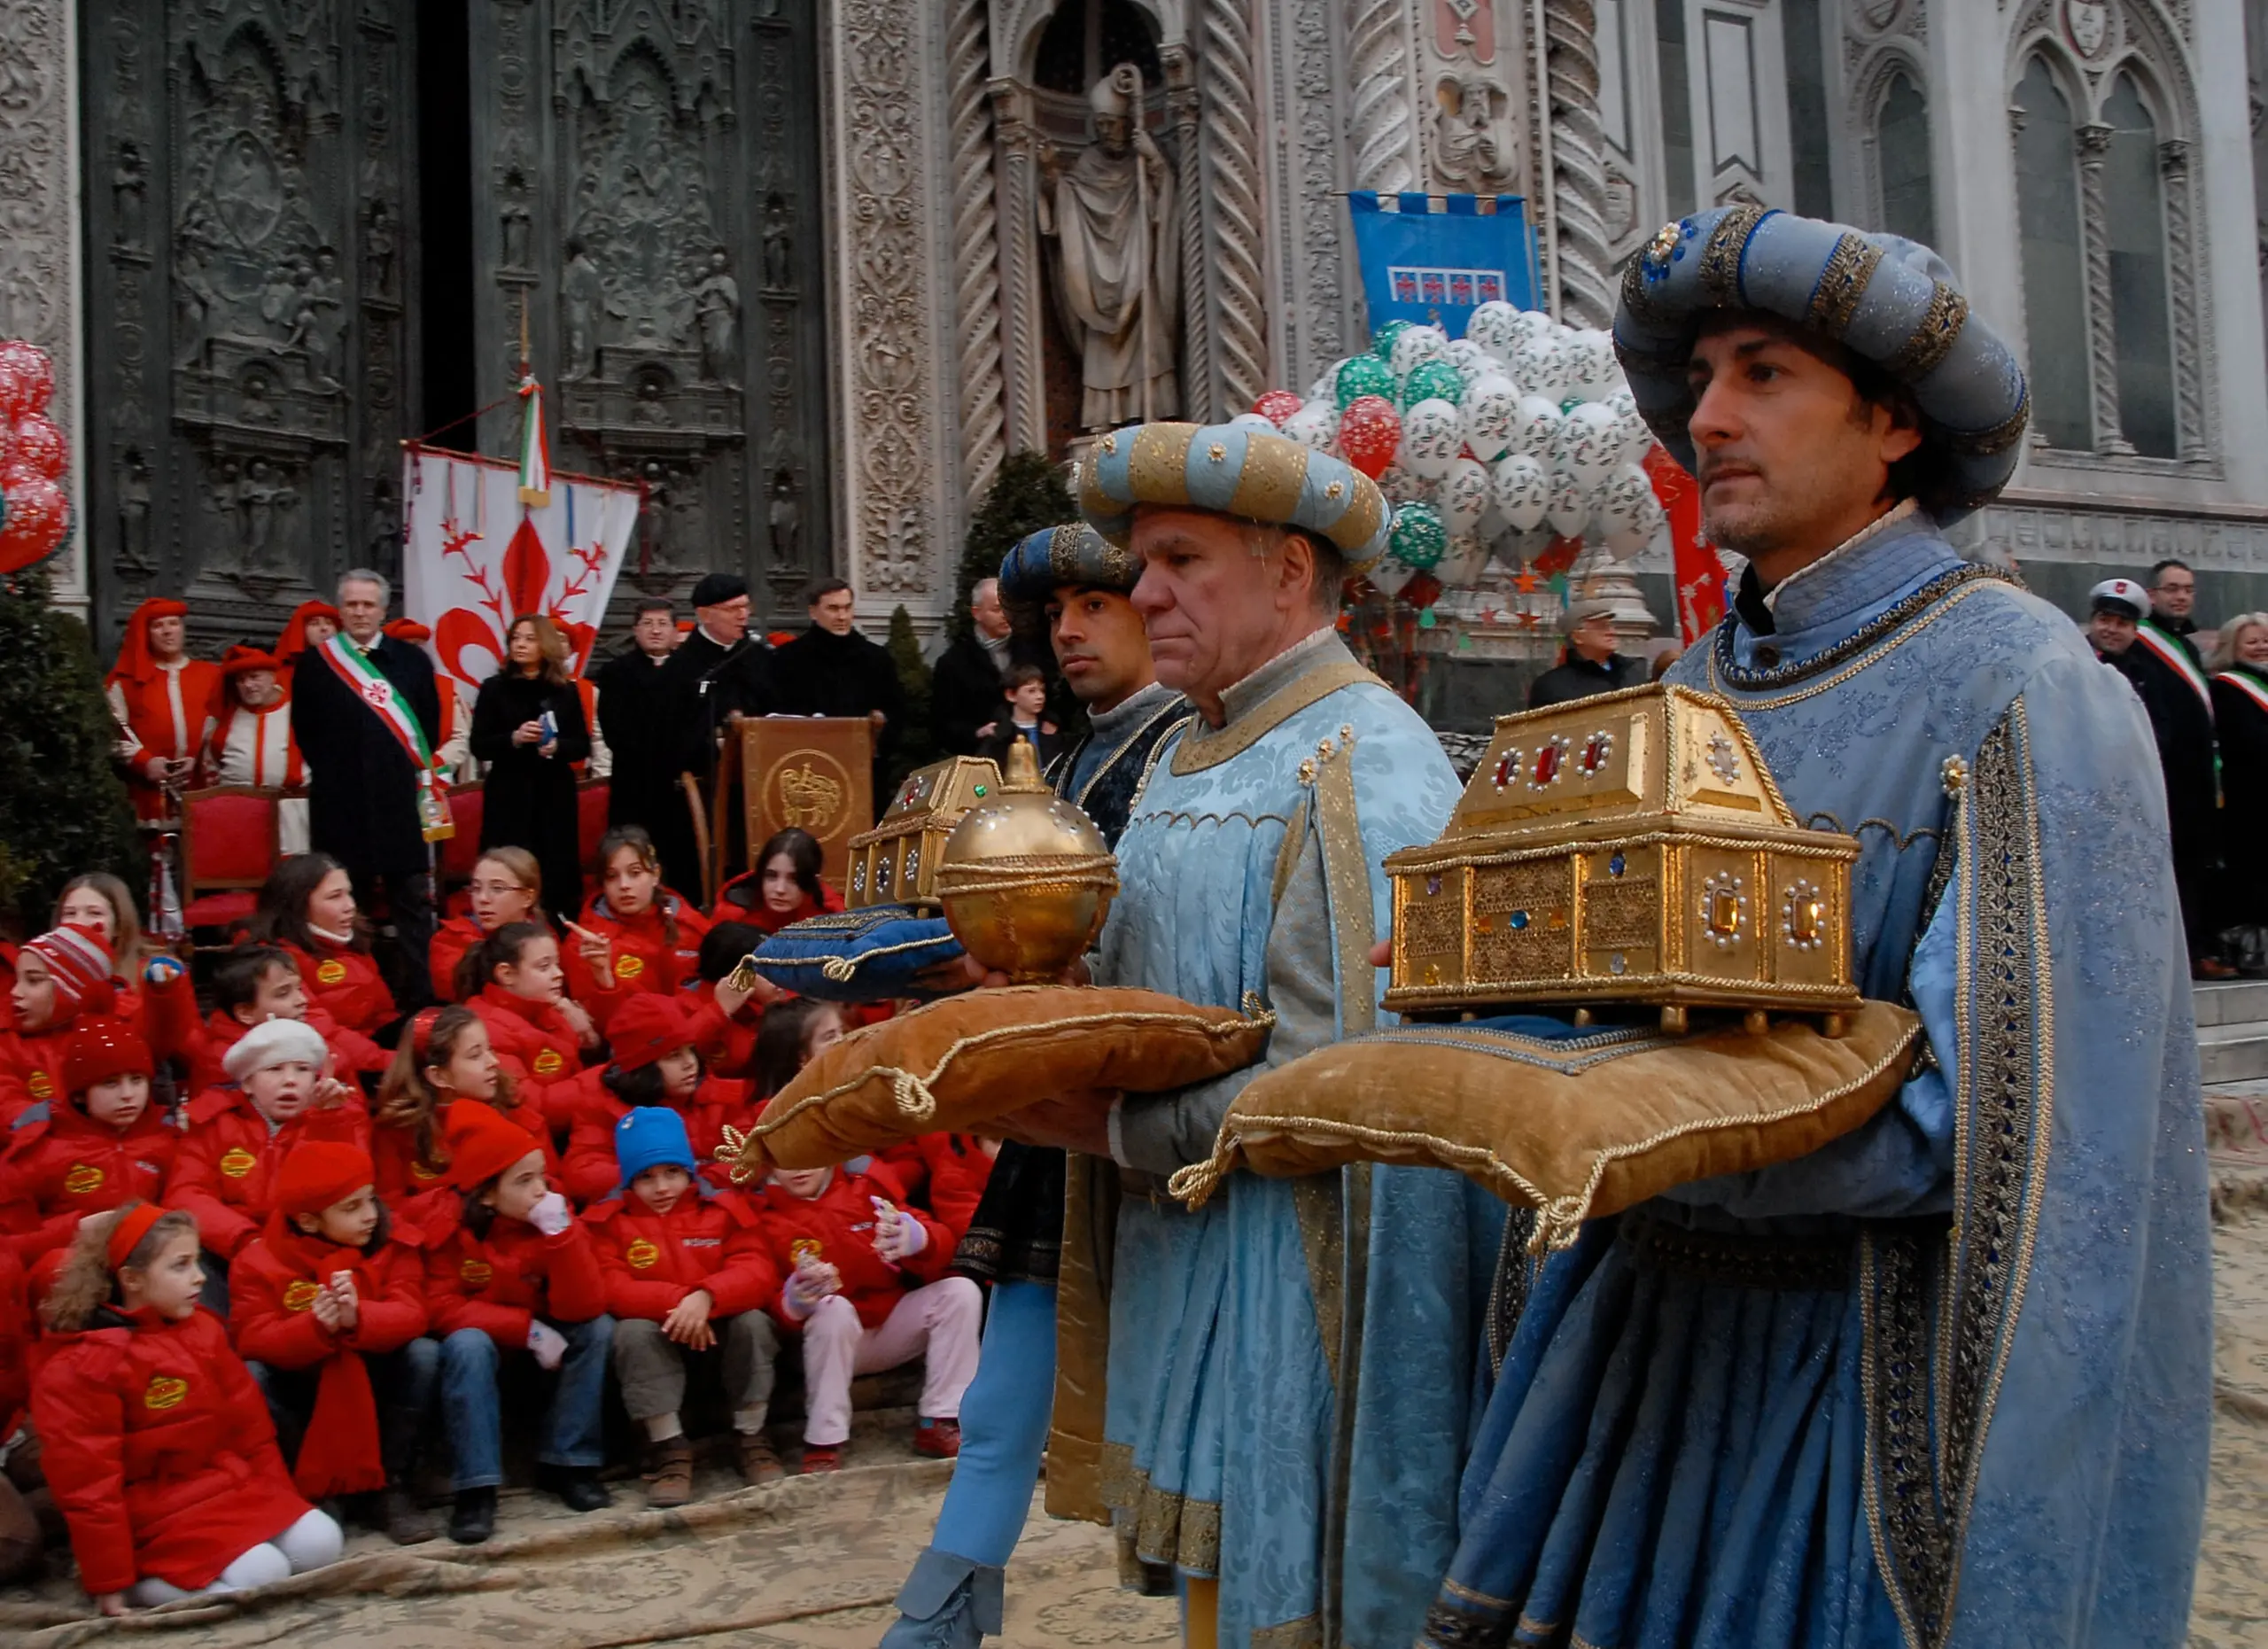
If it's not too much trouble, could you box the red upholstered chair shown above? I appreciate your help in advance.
[179,786,280,932]
[437,781,485,889]
[577,779,610,871]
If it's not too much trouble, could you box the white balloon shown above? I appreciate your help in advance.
[1547,469,1590,538]
[1388,323,1450,379]
[1560,402,1623,486]
[1506,308,1552,349]
[1464,300,1522,361]
[1596,461,1656,526]
[1446,338,1494,384]
[1400,398,1465,479]
[1507,394,1565,459]
[1284,398,1340,453]
[1514,334,1570,401]
[1373,458,1435,507]
[1440,456,1491,534]
[1367,555,1416,597]
[1307,372,1335,403]
[1491,452,1550,532]
[1612,409,1656,466]
[1438,532,1492,588]
[1227,412,1276,432]
[1459,373,1520,461]
[1602,515,1652,559]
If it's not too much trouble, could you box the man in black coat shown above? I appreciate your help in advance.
[290,567,443,1007]
[929,577,1015,757]
[765,578,905,814]
[659,573,773,898]
[1527,599,1645,707]
[595,596,692,877]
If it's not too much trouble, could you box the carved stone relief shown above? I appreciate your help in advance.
[1429,71,1521,191]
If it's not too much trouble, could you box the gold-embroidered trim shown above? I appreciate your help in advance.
[1698,204,1769,307]
[1170,660,1385,775]
[1938,388,2031,458]
[1805,813,1942,852]
[1103,1445,1224,1576]
[1884,283,1970,381]
[1806,232,1884,339]
[1705,579,2007,711]
[1071,703,1196,813]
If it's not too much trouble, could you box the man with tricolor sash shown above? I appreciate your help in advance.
[291,569,447,1007]
[2091,577,2225,977]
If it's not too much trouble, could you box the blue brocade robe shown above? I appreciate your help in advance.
[1096,630,1504,1646]
[1422,506,2212,1648]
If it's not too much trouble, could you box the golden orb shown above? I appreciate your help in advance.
[936,740,1118,983]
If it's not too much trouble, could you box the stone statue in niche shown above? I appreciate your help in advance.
[1037,64,1180,429]
[117,449,153,577]
[693,249,741,385]
[237,459,298,572]
[113,142,149,251]
[564,237,603,379]
[365,197,397,296]
[175,243,223,365]
[763,194,794,291]
[502,198,532,268]
[1433,74,1518,191]
[286,247,346,388]
[767,467,800,570]
[368,471,399,564]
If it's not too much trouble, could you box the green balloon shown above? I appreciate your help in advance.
[1333,354,1396,408]
[1400,360,1465,410]
[1390,502,1448,571]
[1370,320,1412,362]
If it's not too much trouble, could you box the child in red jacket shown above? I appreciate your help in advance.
[1,1016,178,1267]
[761,1163,979,1474]
[1,923,118,1125]
[34,1202,342,1613]
[562,994,757,1204]
[587,1107,784,1505]
[430,846,549,1003]
[251,854,395,1036]
[416,1101,614,1544]
[172,945,388,1099]
[461,922,600,1132]
[171,1018,370,1303]
[565,827,710,1033]
[371,1006,557,1199]
[229,1141,437,1545]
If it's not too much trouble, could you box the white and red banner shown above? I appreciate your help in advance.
[400,443,641,693]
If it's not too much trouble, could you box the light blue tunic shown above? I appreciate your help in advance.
[1424,506,2212,1647]
[1096,629,1503,1646]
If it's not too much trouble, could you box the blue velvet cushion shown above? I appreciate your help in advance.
[745,905,965,1003]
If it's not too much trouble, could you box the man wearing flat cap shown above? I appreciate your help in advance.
[1526,596,1644,708]
[1415,206,2208,1648]
[995,424,1500,1647]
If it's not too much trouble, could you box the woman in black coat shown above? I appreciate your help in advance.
[2211,612,2268,953]
[470,614,591,922]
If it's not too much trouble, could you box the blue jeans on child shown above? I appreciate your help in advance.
[437,1318,615,1491]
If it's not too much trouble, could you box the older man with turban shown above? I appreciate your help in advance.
[985,427,1500,1648]
[1412,207,2209,1649]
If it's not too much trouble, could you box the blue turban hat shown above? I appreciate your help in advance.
[1612,206,2029,523]
[1077,421,1392,571]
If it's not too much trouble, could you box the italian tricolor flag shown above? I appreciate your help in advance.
[517,373,552,508]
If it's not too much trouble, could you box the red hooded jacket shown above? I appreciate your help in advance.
[564,891,710,1033]
[560,1077,758,1206]
[414,1192,608,1348]
[584,1189,780,1322]
[282,937,395,1037]
[168,1087,373,1261]
[33,1306,312,1596]
[0,1104,179,1264]
[467,985,589,1132]
[757,1167,954,1330]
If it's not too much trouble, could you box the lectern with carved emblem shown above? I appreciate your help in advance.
[728,717,874,884]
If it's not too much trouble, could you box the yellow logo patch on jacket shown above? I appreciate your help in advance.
[789,1237,824,1266]
[613,953,646,981]
[26,1070,52,1101]
[283,1280,322,1311]
[625,1238,661,1271]
[532,1048,565,1077]
[412,1161,444,1182]
[219,1147,260,1179]
[315,959,348,986]
[62,1163,104,1197]
[460,1259,493,1286]
[144,1374,189,1411]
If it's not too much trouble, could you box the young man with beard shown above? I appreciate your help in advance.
[882,522,1189,1649]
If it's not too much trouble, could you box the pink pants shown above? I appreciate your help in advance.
[799,1277,983,1445]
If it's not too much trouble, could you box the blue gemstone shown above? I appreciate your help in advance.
[1509,910,1529,930]
[1609,853,1626,877]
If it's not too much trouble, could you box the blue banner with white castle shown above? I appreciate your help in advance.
[1347,192,1541,338]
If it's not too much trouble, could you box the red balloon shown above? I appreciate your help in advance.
[0,477,68,573]
[0,361,28,424]
[1338,394,1402,479]
[1252,389,1303,428]
[0,340,55,417]
[2,413,66,482]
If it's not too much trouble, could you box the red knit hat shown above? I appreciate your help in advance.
[11,922,116,1021]
[384,617,431,644]
[276,600,341,667]
[61,1014,152,1095]
[274,1141,377,1217]
[105,597,190,689]
[442,1101,543,1190]
[607,994,696,1072]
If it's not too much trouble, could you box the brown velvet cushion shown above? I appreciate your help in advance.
[718,985,1274,1178]
[1169,1001,1921,1250]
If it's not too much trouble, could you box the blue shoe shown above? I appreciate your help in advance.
[878,1547,1005,1648]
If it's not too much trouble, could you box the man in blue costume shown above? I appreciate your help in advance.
[1002,423,1501,1647]
[882,522,1190,1647]
[1416,206,2210,1648]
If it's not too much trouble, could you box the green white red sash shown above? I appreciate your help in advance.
[309,635,455,841]
[2136,621,2214,718]
[2217,668,2268,718]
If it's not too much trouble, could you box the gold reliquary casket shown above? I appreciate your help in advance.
[844,756,1006,911]
[1383,684,1863,1034]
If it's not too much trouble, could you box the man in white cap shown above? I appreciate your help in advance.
[1526,596,1644,707]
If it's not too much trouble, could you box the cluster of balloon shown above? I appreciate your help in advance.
[1237,305,1668,617]
[0,341,71,574]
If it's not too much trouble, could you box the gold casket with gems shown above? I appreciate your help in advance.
[1382,684,1862,1033]
[844,755,1006,911]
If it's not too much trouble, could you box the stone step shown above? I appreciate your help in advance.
[2201,1022,2268,1087]
[2194,978,2268,1030]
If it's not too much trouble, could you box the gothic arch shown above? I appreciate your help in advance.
[1850,42,1932,236]
[1004,0,1183,82]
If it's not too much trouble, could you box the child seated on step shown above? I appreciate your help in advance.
[1,1016,177,1269]
[250,856,395,1038]
[459,922,599,1135]
[175,944,386,1097]
[370,1006,555,1201]
[561,995,756,1205]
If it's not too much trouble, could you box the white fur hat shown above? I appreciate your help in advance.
[222,1017,331,1084]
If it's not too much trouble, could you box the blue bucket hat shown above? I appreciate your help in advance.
[614,1105,697,1197]
[1612,205,2030,523]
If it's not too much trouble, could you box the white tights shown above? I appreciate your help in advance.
[124,1509,343,1608]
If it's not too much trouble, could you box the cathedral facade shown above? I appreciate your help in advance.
[7,0,2265,642]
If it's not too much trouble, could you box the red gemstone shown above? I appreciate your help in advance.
[1494,753,1518,789]
[1581,734,1610,774]
[1533,743,1562,785]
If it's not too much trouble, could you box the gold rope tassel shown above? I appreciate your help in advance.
[1183,1577,1221,1649]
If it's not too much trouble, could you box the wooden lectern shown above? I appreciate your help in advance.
[711,717,874,895]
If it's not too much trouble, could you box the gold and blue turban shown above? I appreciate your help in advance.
[1076,421,1391,571]
[996,522,1140,632]
[1612,206,2029,521]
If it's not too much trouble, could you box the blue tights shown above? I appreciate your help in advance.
[929,1280,1058,1566]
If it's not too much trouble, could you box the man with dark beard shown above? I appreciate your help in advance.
[764,578,905,814]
